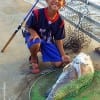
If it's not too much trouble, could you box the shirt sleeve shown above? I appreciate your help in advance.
[26,11,37,29]
[54,20,65,40]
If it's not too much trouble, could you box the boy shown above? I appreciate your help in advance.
[25,0,70,74]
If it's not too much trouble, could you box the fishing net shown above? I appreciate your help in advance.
[29,70,100,100]
[29,70,62,100]
[63,25,91,53]
[61,0,92,52]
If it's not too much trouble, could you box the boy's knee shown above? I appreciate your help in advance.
[52,62,62,67]
[34,43,41,48]
[30,43,40,52]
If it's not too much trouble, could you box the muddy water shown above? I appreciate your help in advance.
[0,0,31,43]
[0,0,30,30]
[0,0,31,100]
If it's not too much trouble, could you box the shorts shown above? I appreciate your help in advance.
[25,33,62,62]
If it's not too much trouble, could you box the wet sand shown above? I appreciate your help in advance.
[0,0,99,100]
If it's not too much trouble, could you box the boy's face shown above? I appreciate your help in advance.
[46,0,65,11]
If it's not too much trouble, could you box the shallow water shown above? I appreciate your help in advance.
[0,0,31,99]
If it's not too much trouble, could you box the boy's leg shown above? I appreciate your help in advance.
[29,43,40,62]
[51,62,63,67]
[25,34,41,74]
[29,43,40,74]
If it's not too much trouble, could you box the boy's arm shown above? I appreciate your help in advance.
[25,10,40,40]
[27,28,40,40]
[56,40,70,63]
[56,40,65,56]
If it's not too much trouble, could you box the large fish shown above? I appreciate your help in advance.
[46,52,94,100]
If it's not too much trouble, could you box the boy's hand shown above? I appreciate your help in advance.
[62,55,71,64]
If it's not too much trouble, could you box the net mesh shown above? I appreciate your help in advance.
[61,0,91,52]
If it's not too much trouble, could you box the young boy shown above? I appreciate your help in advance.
[25,0,70,74]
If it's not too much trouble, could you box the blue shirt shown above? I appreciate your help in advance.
[26,7,65,43]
